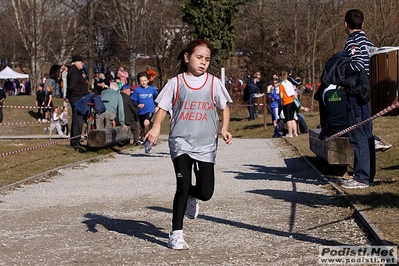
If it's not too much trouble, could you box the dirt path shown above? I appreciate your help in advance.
[0,138,371,265]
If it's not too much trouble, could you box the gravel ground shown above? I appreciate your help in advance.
[0,138,371,265]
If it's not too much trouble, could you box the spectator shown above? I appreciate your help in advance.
[94,73,110,95]
[19,82,25,94]
[117,66,129,85]
[115,77,123,90]
[45,65,62,98]
[61,65,68,100]
[12,79,19,96]
[97,82,127,130]
[0,84,6,123]
[105,71,114,83]
[339,9,376,189]
[4,79,13,96]
[131,72,159,153]
[253,71,263,92]
[65,54,89,148]
[43,84,54,122]
[120,84,141,146]
[25,79,31,95]
[36,83,46,122]
[146,65,158,86]
[268,79,282,138]
[292,78,310,134]
[279,71,297,137]
[270,72,280,83]
[243,75,260,120]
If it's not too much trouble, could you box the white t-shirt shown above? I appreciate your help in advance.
[156,73,232,163]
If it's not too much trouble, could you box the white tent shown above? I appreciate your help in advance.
[0,66,29,79]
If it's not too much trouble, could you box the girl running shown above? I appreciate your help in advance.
[145,39,232,250]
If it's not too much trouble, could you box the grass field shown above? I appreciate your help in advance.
[0,92,398,245]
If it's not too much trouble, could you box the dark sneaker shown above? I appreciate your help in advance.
[134,140,143,146]
[144,140,151,153]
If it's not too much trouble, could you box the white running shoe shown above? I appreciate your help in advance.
[340,178,369,189]
[167,230,189,250]
[375,139,392,152]
[185,195,199,219]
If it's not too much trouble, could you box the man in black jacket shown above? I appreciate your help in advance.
[65,55,88,147]
[120,85,141,146]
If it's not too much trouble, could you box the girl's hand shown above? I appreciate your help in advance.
[221,129,232,145]
[145,124,161,147]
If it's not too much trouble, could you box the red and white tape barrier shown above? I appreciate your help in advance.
[0,121,51,126]
[0,134,85,157]
[325,101,399,141]
[0,105,62,109]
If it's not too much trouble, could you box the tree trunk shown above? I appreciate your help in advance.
[128,51,137,85]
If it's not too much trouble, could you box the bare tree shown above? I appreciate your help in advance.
[144,0,191,86]
[47,1,79,64]
[364,0,399,46]
[100,0,145,84]
[2,0,399,96]
[100,0,190,87]
[0,2,26,70]
[57,0,103,86]
[9,0,52,92]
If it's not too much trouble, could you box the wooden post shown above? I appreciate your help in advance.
[263,94,267,130]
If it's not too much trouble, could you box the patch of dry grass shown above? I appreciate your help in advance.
[287,94,399,245]
[0,95,127,186]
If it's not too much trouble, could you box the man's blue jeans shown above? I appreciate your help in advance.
[247,94,255,119]
[347,108,371,185]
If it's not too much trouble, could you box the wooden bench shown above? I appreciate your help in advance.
[309,128,354,175]
[87,126,132,148]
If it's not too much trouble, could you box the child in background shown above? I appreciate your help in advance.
[269,78,282,138]
[43,84,54,122]
[145,39,233,250]
[60,106,69,136]
[44,107,68,138]
[131,72,159,153]
[36,83,46,122]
